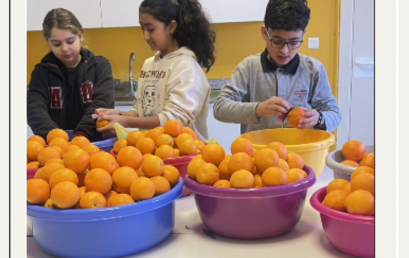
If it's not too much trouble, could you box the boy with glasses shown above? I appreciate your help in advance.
[214,0,341,134]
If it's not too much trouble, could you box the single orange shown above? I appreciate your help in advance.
[117,146,143,170]
[84,168,113,195]
[96,119,109,128]
[162,165,180,187]
[213,180,231,188]
[345,190,374,216]
[28,135,46,148]
[130,177,155,201]
[254,173,264,187]
[64,148,90,174]
[41,162,65,184]
[228,152,254,175]
[34,168,43,179]
[285,168,308,183]
[174,148,180,157]
[49,168,79,189]
[62,145,80,159]
[46,129,69,144]
[110,194,135,206]
[136,137,156,155]
[155,127,165,134]
[230,169,254,188]
[351,173,374,196]
[230,137,253,156]
[156,134,175,148]
[262,167,288,186]
[187,159,207,180]
[82,144,101,156]
[164,119,183,137]
[151,176,171,196]
[51,181,80,209]
[178,139,197,156]
[89,151,119,175]
[49,137,70,150]
[340,160,360,167]
[112,166,139,194]
[201,143,225,166]
[322,189,349,212]
[181,127,196,138]
[218,156,231,180]
[27,140,44,161]
[141,155,164,177]
[341,140,366,162]
[195,163,220,185]
[27,179,50,204]
[145,128,163,143]
[126,131,145,146]
[359,152,375,169]
[113,139,128,154]
[27,161,41,169]
[253,148,279,172]
[155,145,175,159]
[266,142,288,160]
[37,147,61,167]
[104,190,119,207]
[175,133,194,148]
[286,107,304,128]
[326,179,350,194]
[79,191,106,209]
[351,166,375,180]
[70,136,91,149]
[286,152,304,169]
[278,159,289,171]
[45,158,64,166]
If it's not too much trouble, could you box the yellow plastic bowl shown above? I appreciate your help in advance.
[238,128,335,177]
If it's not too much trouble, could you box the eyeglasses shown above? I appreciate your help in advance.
[265,28,303,49]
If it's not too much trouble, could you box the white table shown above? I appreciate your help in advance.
[27,166,356,258]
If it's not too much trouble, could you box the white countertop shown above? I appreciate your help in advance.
[27,166,356,258]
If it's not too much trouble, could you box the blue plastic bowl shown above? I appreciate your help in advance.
[27,178,183,258]
[65,130,117,152]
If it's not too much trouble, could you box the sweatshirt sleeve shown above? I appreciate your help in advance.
[27,66,59,140]
[213,61,260,125]
[310,63,342,132]
[157,61,210,127]
[74,58,115,138]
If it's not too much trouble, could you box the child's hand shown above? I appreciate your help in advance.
[256,97,292,118]
[297,108,320,129]
[96,115,128,138]
[94,108,120,118]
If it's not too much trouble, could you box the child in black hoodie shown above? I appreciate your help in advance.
[27,8,115,141]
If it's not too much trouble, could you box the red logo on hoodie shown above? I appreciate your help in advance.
[49,87,62,109]
[81,80,94,103]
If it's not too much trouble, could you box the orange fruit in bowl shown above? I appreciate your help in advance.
[322,189,349,212]
[27,179,50,204]
[47,129,69,144]
[84,168,113,195]
[104,190,119,207]
[49,168,79,189]
[195,163,220,185]
[286,107,304,128]
[27,140,44,161]
[79,191,107,209]
[326,179,350,194]
[62,145,80,158]
[43,198,58,209]
[155,126,165,134]
[155,145,175,159]
[285,168,308,183]
[262,167,287,186]
[345,189,374,216]
[201,144,225,166]
[253,148,279,172]
[70,136,91,149]
[49,137,70,150]
[126,131,145,146]
[49,146,64,157]
[27,161,41,169]
[51,181,80,209]
[141,155,164,177]
[164,119,183,137]
[146,128,163,143]
[41,162,65,184]
[359,152,374,169]
[286,152,304,169]
[110,194,135,206]
[64,148,90,174]
[136,137,156,155]
[156,134,175,148]
[181,127,196,138]
[254,173,264,187]
[278,158,289,171]
[34,168,43,179]
[112,166,139,194]
[195,140,205,151]
[89,151,119,175]
[151,176,171,196]
[28,135,46,148]
[130,177,155,201]
[162,165,180,187]
[117,146,143,170]
[187,159,207,180]
[175,133,194,148]
[228,152,254,175]
[351,166,374,180]
[266,142,288,160]
[178,139,197,155]
[351,173,374,196]
[37,147,61,167]
[82,144,100,156]
[113,139,128,154]
[45,158,64,166]
[340,160,360,167]
[230,137,253,156]
[230,169,254,188]
[342,183,352,194]
[213,180,231,188]
[174,148,180,157]
[218,156,231,180]
[96,119,109,128]
[341,140,366,162]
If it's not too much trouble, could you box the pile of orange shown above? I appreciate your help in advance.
[111,120,206,161]
[187,137,308,188]
[339,140,374,170]
[27,128,180,209]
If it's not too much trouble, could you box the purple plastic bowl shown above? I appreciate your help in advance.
[184,165,316,239]
[310,187,374,258]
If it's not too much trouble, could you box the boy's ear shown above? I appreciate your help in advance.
[261,25,267,40]
[169,20,178,34]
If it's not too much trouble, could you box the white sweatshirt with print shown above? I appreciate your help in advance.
[131,47,210,141]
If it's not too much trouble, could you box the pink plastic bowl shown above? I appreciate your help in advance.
[310,187,374,258]
[184,165,316,239]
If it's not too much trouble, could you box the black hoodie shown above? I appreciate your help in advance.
[27,48,115,140]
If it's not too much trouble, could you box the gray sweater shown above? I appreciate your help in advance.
[213,51,341,134]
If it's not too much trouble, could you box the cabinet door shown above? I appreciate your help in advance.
[27,0,103,31]
[101,0,143,28]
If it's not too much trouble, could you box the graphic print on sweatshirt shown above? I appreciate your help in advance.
[143,85,156,116]
[49,86,63,109]
[81,80,94,103]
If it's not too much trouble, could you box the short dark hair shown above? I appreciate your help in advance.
[264,0,310,31]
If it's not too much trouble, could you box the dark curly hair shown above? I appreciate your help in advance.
[140,0,216,73]
[264,0,311,31]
